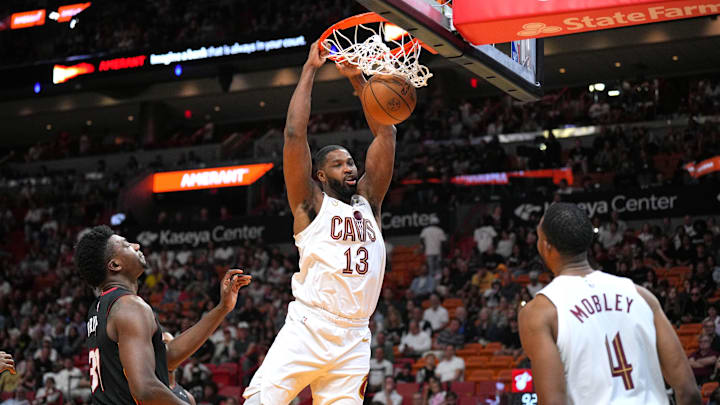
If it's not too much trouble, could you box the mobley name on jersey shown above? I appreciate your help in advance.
[569,292,635,324]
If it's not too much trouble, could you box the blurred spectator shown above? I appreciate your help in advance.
[689,334,718,385]
[368,347,393,393]
[44,357,90,403]
[182,357,212,394]
[423,295,449,333]
[526,271,545,297]
[419,217,446,276]
[434,346,465,383]
[473,221,497,255]
[198,382,222,405]
[416,354,437,384]
[32,376,60,405]
[423,376,446,405]
[212,328,238,364]
[683,287,707,323]
[398,321,431,358]
[394,363,414,383]
[434,320,464,349]
[372,376,403,405]
[410,265,436,300]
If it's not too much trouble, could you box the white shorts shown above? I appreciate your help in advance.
[243,301,371,405]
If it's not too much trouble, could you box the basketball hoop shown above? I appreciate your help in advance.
[319,12,436,88]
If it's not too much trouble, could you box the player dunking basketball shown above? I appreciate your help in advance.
[519,203,700,404]
[243,41,396,405]
[74,225,251,405]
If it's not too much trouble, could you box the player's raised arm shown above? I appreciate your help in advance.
[283,41,326,223]
[337,62,397,215]
[518,295,567,405]
[636,286,701,405]
[110,296,187,405]
[165,269,250,370]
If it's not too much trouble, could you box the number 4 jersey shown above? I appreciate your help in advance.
[537,271,668,405]
[292,193,386,321]
[87,287,170,405]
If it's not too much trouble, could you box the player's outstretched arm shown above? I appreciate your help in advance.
[336,62,396,214]
[111,296,187,405]
[166,269,250,370]
[284,40,326,228]
[636,285,701,405]
[518,295,567,405]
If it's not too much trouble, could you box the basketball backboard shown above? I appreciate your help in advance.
[355,0,544,101]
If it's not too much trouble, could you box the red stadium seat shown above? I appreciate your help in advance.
[396,382,420,398]
[218,385,243,399]
[475,381,496,396]
[459,396,481,405]
[450,381,475,397]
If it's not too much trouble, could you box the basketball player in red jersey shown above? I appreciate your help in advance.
[75,225,251,405]
[519,203,700,404]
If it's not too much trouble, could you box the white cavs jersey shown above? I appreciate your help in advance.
[538,271,668,405]
[292,193,385,321]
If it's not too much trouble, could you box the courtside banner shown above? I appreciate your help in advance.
[152,163,274,193]
[454,0,720,45]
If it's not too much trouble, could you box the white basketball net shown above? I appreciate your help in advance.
[322,21,433,88]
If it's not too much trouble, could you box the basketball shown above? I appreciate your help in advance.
[361,75,416,125]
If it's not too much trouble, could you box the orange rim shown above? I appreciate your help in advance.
[318,12,437,60]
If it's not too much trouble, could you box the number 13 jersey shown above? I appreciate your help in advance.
[293,193,386,321]
[537,271,668,405]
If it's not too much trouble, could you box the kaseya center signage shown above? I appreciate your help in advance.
[152,163,274,193]
[511,186,720,221]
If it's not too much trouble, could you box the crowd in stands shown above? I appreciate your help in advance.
[0,0,362,66]
[1,156,720,403]
[1,61,720,404]
[13,75,720,175]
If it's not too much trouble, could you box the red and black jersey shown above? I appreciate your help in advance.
[87,287,170,405]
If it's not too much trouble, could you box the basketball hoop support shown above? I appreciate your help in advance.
[356,0,544,101]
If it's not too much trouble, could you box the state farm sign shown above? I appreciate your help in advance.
[454,0,720,45]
